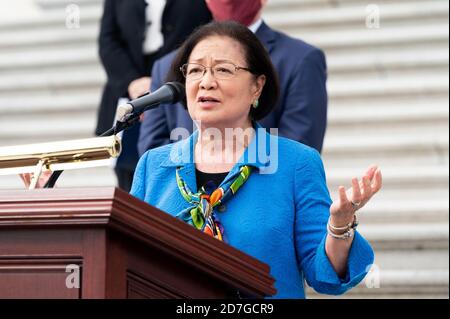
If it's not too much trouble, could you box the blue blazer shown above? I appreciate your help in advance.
[131,124,374,298]
[138,22,328,156]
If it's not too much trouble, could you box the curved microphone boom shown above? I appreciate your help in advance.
[115,82,185,123]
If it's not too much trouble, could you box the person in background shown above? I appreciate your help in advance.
[131,21,382,298]
[96,0,212,191]
[138,0,328,156]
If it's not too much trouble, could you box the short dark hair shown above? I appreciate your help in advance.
[166,21,280,121]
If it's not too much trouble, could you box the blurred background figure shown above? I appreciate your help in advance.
[96,0,211,191]
[0,0,448,299]
[138,0,328,156]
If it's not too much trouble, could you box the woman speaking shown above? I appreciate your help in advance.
[130,21,382,298]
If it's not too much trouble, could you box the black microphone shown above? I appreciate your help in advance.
[115,82,185,122]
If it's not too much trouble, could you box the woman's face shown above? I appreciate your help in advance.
[185,35,265,129]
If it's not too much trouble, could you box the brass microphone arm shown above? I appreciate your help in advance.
[0,136,121,181]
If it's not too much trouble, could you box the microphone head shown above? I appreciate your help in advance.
[165,82,186,104]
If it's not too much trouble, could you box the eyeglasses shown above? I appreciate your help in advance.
[180,62,253,81]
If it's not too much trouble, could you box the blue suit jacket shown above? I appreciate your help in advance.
[138,22,328,156]
[131,124,374,298]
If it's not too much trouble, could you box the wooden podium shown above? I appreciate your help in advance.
[0,187,275,299]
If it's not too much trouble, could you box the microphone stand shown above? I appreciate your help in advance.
[43,113,141,188]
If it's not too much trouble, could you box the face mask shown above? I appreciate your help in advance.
[206,0,262,26]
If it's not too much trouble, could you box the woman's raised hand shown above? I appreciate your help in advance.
[329,165,383,226]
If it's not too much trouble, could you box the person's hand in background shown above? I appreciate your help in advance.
[128,77,152,122]
[19,171,53,189]
[128,76,152,100]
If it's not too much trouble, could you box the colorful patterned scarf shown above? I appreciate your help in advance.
[176,165,252,242]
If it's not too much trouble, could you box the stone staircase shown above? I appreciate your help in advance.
[0,0,448,298]
[264,0,449,298]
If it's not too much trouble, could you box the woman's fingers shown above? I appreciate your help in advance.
[332,167,383,218]
[339,186,351,209]
[330,185,358,223]
[19,171,53,189]
[353,173,373,209]
[351,177,362,205]
[365,165,378,180]
[37,171,53,188]
[372,168,383,194]
[19,173,31,188]
[362,175,372,199]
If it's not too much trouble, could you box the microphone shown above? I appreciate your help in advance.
[115,82,185,122]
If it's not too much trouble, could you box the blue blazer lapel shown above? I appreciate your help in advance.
[161,130,198,192]
[176,164,197,195]
[255,21,277,54]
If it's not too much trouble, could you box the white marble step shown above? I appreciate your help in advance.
[328,102,449,126]
[325,167,449,207]
[327,191,449,223]
[0,91,101,114]
[0,46,98,71]
[327,49,449,74]
[323,155,449,172]
[326,165,448,187]
[0,5,101,31]
[349,188,448,209]
[307,249,449,298]
[374,249,449,271]
[356,200,449,223]
[36,0,103,10]
[322,137,449,170]
[265,1,449,30]
[325,119,449,142]
[329,74,449,99]
[0,1,45,25]
[307,269,449,298]
[0,67,105,92]
[323,130,448,152]
[266,0,440,10]
[0,114,96,145]
[357,223,449,250]
[296,23,449,51]
[0,25,100,51]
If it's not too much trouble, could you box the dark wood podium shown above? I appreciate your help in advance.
[0,187,275,299]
